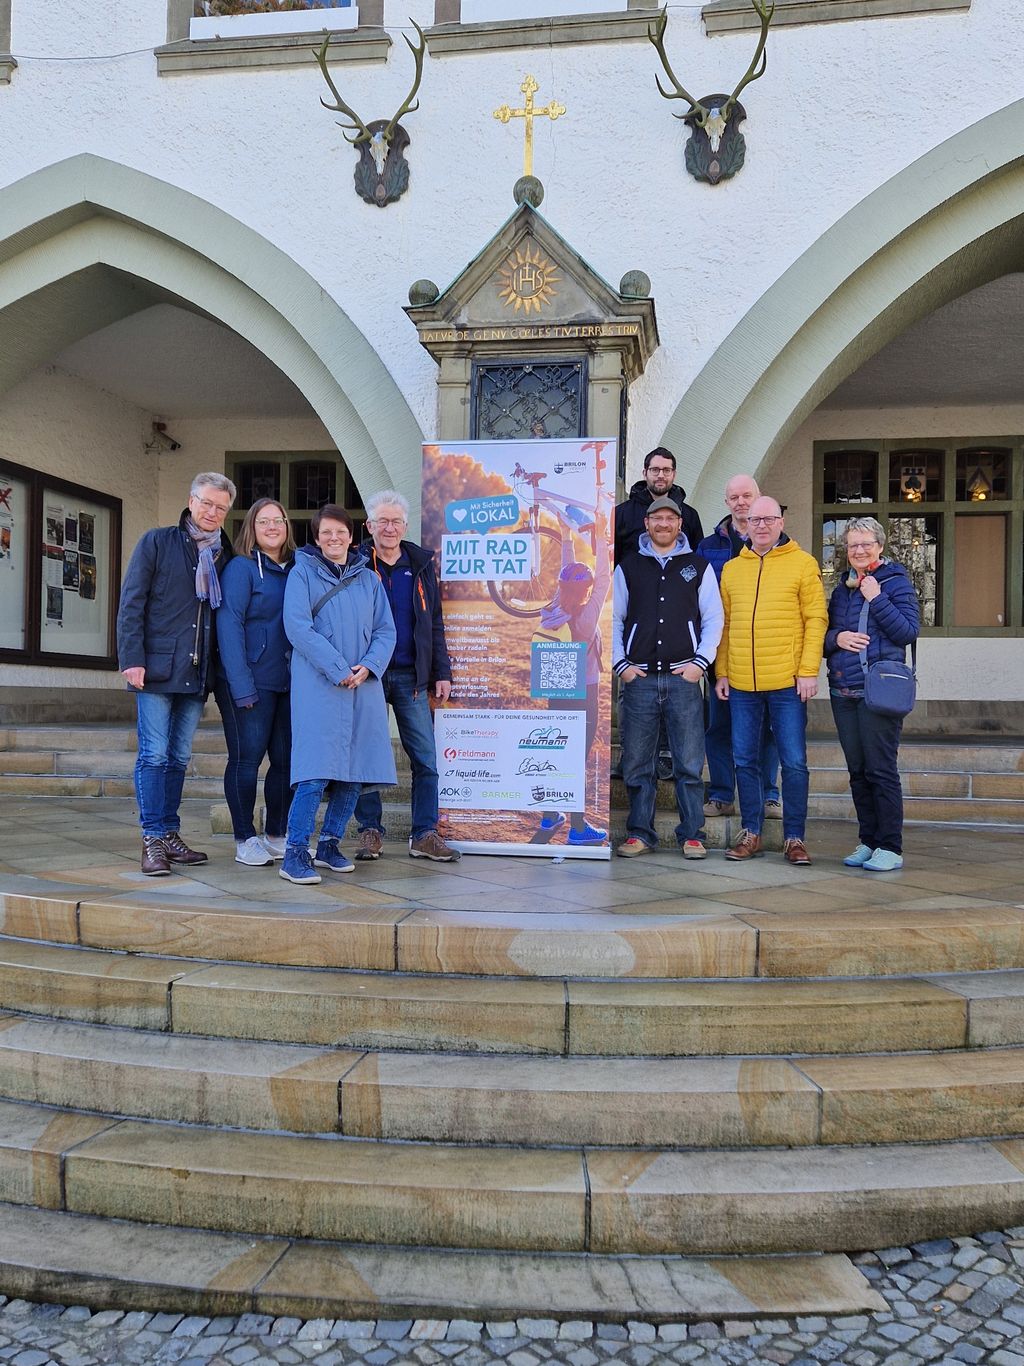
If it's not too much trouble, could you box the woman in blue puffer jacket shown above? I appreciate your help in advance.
[214,498,294,867]
[824,516,919,872]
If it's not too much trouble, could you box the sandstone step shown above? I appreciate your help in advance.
[0,1015,358,1133]
[7,1099,1024,1256]
[62,1117,588,1252]
[0,1202,884,1320]
[9,937,1024,1058]
[809,793,1024,825]
[7,879,1024,981]
[584,1138,1024,1254]
[12,1014,1024,1148]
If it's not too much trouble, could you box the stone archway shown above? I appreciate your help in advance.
[0,154,423,511]
[660,99,1024,509]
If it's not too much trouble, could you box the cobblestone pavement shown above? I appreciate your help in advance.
[5,1228,1024,1366]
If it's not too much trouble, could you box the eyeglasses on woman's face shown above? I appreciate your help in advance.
[254,517,287,529]
[846,540,879,554]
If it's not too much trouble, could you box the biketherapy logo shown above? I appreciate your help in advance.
[518,725,569,750]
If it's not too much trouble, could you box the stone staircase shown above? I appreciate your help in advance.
[1,724,1022,830]
[4,867,1024,1318]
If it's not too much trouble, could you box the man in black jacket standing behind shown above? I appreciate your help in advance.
[117,472,235,876]
[614,447,703,566]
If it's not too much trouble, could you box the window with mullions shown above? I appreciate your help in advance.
[814,440,1024,633]
[472,359,585,440]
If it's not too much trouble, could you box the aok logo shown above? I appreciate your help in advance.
[518,725,569,750]
[439,786,472,800]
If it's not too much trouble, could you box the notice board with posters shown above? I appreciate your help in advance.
[422,438,615,859]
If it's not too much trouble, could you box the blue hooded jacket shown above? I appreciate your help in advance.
[824,558,920,694]
[216,549,292,706]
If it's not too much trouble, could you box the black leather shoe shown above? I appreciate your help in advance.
[141,837,171,877]
[161,831,208,865]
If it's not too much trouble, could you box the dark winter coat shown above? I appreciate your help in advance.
[116,510,233,695]
[697,514,745,583]
[614,481,704,565]
[824,559,920,695]
[216,550,292,706]
[358,539,451,693]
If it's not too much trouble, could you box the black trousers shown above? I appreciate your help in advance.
[830,693,905,855]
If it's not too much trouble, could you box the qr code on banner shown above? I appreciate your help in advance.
[530,640,587,700]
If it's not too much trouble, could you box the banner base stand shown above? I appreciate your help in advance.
[447,841,611,861]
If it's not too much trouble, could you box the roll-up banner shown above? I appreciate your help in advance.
[422,438,615,859]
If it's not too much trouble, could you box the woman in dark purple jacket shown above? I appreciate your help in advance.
[824,517,919,872]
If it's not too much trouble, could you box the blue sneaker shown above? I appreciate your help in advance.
[540,813,567,831]
[314,838,355,873]
[279,845,321,884]
[843,843,875,867]
[863,848,904,872]
[567,822,608,846]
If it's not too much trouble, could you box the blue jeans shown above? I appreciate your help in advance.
[354,667,438,840]
[729,687,809,839]
[831,694,904,854]
[620,672,705,848]
[705,686,780,804]
[286,779,361,850]
[133,691,206,838]
[214,681,291,842]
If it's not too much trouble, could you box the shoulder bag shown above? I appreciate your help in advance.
[857,600,917,718]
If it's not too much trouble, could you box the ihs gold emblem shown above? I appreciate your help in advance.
[496,243,560,315]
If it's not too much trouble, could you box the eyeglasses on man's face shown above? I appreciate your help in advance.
[191,496,231,517]
[646,464,674,477]
[254,517,287,529]
[748,515,781,526]
[372,517,406,529]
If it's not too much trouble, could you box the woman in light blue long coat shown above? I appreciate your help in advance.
[280,504,396,884]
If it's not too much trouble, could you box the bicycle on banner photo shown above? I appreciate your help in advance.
[487,444,614,618]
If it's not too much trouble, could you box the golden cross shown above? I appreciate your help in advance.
[494,75,566,178]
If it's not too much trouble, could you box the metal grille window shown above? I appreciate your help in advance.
[472,360,585,441]
[235,462,280,510]
[290,461,337,510]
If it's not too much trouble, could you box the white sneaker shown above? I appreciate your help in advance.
[235,836,273,866]
[261,834,287,861]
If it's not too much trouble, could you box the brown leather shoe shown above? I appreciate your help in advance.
[161,831,208,865]
[725,830,763,861]
[141,836,171,877]
[784,837,812,866]
[355,828,384,861]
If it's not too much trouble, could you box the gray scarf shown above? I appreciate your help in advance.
[186,517,223,609]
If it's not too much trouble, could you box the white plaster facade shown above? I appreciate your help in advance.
[0,0,1021,699]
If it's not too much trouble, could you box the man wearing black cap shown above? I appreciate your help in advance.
[612,496,723,858]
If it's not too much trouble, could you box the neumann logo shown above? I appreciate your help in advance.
[518,726,569,750]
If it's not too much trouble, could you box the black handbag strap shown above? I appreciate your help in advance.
[311,577,352,619]
[857,599,917,674]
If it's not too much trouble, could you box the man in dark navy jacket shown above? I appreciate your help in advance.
[117,473,235,875]
[352,490,459,863]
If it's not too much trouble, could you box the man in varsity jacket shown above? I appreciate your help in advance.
[612,495,724,859]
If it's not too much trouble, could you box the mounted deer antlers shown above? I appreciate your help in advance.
[314,19,426,207]
[648,0,774,185]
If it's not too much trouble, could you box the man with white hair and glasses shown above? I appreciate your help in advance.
[117,472,236,876]
[351,490,459,863]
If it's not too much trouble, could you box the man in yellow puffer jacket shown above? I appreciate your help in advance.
[715,496,827,866]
